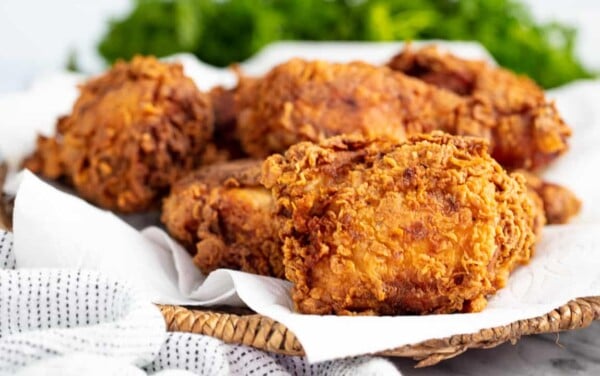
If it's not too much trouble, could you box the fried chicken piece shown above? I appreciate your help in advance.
[23,56,214,212]
[235,58,494,158]
[388,47,580,223]
[388,45,571,170]
[208,86,246,160]
[210,86,237,133]
[207,66,262,161]
[162,159,284,278]
[517,170,582,224]
[262,132,541,315]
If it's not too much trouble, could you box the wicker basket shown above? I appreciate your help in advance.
[2,164,599,367]
[158,298,600,367]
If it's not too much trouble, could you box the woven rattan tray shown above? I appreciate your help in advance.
[1,164,599,367]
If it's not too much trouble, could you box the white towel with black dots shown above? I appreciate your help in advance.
[0,231,401,375]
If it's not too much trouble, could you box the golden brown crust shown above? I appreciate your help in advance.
[23,56,214,212]
[516,170,582,224]
[162,159,284,278]
[388,45,571,170]
[262,132,540,315]
[235,59,492,158]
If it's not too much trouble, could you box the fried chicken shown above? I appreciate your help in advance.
[517,170,582,224]
[161,159,284,278]
[208,86,246,160]
[234,58,494,158]
[262,133,541,315]
[388,45,571,171]
[388,45,580,222]
[24,56,214,212]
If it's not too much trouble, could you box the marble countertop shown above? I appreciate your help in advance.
[393,322,600,375]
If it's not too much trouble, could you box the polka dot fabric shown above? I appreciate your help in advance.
[0,231,166,374]
[0,231,14,270]
[145,333,400,375]
[0,230,401,375]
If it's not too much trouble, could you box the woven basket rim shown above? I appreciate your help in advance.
[160,296,600,367]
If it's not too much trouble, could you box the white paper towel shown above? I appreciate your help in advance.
[2,42,600,362]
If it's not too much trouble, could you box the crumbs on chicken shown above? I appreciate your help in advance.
[388,45,571,171]
[24,56,214,212]
[162,159,283,278]
[262,133,541,315]
[235,58,494,158]
[516,169,582,225]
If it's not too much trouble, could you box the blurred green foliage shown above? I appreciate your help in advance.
[98,0,594,88]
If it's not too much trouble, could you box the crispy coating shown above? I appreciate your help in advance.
[388,45,571,170]
[235,59,493,158]
[517,170,582,224]
[24,56,214,212]
[262,133,540,315]
[162,160,284,278]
